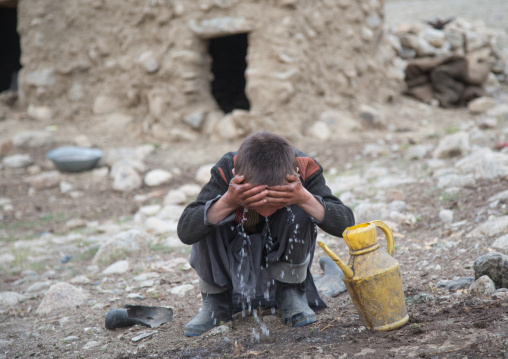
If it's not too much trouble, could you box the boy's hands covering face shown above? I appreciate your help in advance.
[264,174,311,208]
[224,175,269,210]
[225,173,311,218]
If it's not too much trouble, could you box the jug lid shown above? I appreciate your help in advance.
[342,223,378,253]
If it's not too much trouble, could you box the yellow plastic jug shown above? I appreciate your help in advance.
[318,220,409,331]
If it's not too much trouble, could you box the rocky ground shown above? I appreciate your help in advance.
[2,2,508,359]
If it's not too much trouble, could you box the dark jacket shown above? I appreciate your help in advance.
[178,150,354,244]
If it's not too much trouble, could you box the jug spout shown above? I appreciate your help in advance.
[317,241,353,279]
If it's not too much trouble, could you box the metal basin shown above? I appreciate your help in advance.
[46,146,103,172]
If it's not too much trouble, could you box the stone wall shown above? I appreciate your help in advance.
[17,0,398,141]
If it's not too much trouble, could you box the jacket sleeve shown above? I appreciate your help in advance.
[177,154,233,245]
[302,159,355,237]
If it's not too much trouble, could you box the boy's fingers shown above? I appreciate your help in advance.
[230,175,245,184]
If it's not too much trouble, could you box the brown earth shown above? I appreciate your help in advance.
[1,91,508,358]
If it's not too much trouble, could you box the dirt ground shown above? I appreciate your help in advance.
[2,1,508,358]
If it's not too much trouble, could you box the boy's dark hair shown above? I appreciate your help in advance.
[235,132,297,186]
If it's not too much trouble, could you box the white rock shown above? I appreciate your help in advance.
[488,190,508,203]
[25,281,51,293]
[358,105,384,127]
[486,104,508,118]
[27,105,53,121]
[309,121,331,141]
[138,204,162,216]
[93,96,119,115]
[455,147,508,180]
[163,190,187,205]
[406,145,431,160]
[179,184,201,197]
[62,335,79,343]
[0,292,25,309]
[467,216,508,238]
[93,229,150,265]
[83,341,100,350]
[25,171,61,189]
[477,117,498,129]
[145,217,175,234]
[102,260,130,275]
[170,284,194,296]
[388,200,407,213]
[492,234,508,254]
[36,282,88,315]
[25,68,55,87]
[112,164,142,192]
[468,97,497,114]
[133,272,159,282]
[92,167,109,179]
[184,111,205,130]
[422,28,446,48]
[353,203,390,224]
[469,275,496,297]
[437,174,476,188]
[60,181,73,193]
[0,253,15,264]
[195,164,214,185]
[127,293,145,300]
[12,131,53,147]
[144,169,172,187]
[433,132,470,158]
[2,154,33,168]
[138,51,159,73]
[189,16,253,39]
[70,275,91,284]
[157,205,185,221]
[439,209,454,223]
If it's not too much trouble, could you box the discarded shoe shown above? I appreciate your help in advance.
[314,256,347,298]
[184,291,233,337]
[105,305,174,330]
[276,280,316,327]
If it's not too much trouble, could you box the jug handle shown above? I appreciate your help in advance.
[370,220,394,256]
[317,241,354,279]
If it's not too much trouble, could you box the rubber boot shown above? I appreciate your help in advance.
[276,280,316,327]
[184,291,233,337]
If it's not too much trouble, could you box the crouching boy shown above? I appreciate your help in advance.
[177,131,354,336]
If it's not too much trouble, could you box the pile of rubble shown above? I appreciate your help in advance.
[388,18,508,107]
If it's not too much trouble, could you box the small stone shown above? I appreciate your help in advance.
[62,335,79,343]
[83,340,100,350]
[184,111,205,130]
[27,105,53,121]
[70,275,91,284]
[2,154,33,168]
[433,132,470,158]
[138,204,161,216]
[12,131,53,148]
[492,234,508,254]
[131,330,157,342]
[112,164,142,192]
[92,167,109,179]
[477,117,498,129]
[93,96,119,115]
[0,253,15,264]
[205,325,230,337]
[358,105,384,127]
[145,217,175,234]
[0,292,25,309]
[422,28,446,48]
[468,216,508,238]
[36,282,88,315]
[59,181,73,193]
[179,184,201,197]
[102,260,129,275]
[25,281,51,293]
[195,164,214,185]
[468,97,497,114]
[170,284,194,296]
[309,121,331,141]
[133,272,159,282]
[25,171,61,189]
[469,275,496,297]
[144,169,172,187]
[406,145,430,160]
[473,252,508,289]
[163,190,186,205]
[127,293,145,300]
[138,51,159,73]
[439,209,454,223]
[436,277,474,291]
[66,218,86,230]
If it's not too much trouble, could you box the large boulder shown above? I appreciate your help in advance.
[92,229,150,266]
[36,282,88,315]
[473,252,508,289]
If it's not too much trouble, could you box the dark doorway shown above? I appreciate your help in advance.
[208,33,250,114]
[0,5,21,92]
